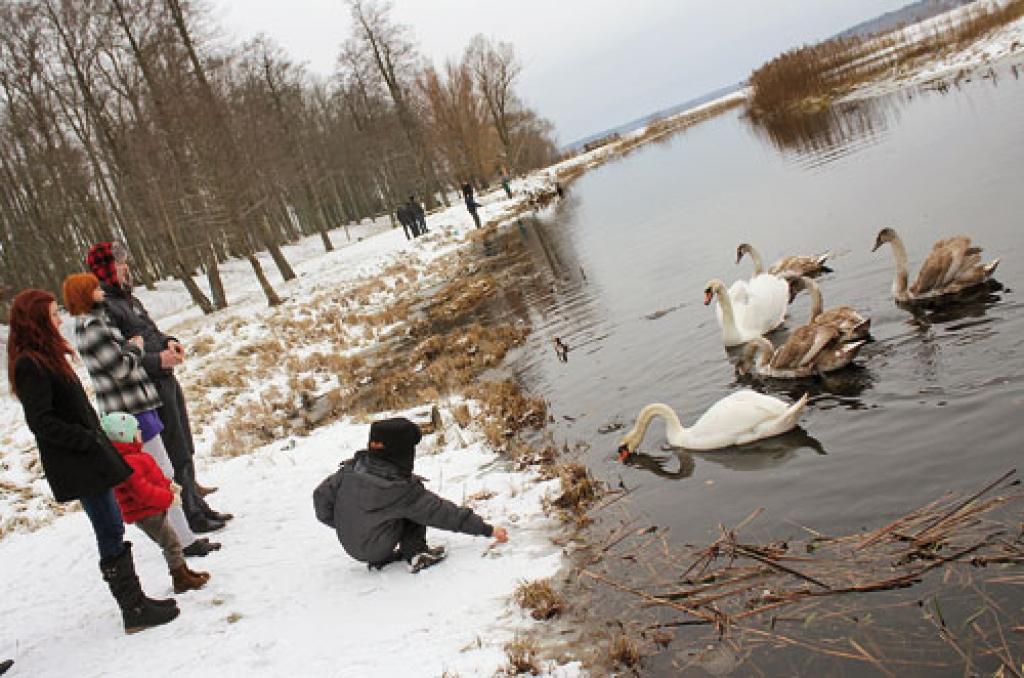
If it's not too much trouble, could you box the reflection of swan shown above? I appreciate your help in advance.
[791,276,871,341]
[622,427,825,478]
[872,227,1000,303]
[737,243,832,278]
[737,333,864,379]
[703,278,789,347]
[616,391,808,458]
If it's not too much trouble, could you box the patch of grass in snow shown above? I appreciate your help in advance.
[500,636,541,676]
[513,579,565,621]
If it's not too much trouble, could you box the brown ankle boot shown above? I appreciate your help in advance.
[171,564,210,593]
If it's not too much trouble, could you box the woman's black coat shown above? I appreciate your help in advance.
[14,356,132,502]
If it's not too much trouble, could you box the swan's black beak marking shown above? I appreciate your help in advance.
[617,444,631,463]
[871,240,882,252]
[703,289,713,306]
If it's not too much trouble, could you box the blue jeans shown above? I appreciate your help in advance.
[80,489,126,562]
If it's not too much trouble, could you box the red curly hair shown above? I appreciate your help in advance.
[6,289,78,397]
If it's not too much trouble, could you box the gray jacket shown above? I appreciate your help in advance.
[313,451,493,563]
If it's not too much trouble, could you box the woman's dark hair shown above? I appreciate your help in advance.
[6,289,78,397]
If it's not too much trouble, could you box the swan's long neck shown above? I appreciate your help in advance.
[750,337,774,367]
[714,283,739,335]
[745,246,765,275]
[624,403,688,450]
[805,278,824,321]
[887,236,910,298]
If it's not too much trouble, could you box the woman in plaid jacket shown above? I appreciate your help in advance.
[63,273,220,558]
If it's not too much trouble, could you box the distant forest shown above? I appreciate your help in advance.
[836,0,977,39]
[0,0,559,314]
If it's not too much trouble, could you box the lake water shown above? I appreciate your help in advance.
[482,61,1024,673]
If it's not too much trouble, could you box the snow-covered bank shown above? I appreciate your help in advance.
[0,410,578,677]
[848,5,1024,99]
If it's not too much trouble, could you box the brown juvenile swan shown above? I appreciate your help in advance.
[872,227,999,303]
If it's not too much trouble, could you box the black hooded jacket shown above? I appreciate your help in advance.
[313,450,493,563]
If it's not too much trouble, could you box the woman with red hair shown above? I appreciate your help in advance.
[6,289,179,634]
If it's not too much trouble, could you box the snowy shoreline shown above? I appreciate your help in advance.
[3,10,1020,670]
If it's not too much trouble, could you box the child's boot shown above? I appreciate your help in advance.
[171,564,211,593]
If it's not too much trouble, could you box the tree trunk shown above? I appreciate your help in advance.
[247,254,282,306]
[175,261,214,314]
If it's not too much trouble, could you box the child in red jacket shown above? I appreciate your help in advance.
[101,412,211,593]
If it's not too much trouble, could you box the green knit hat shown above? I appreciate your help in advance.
[100,412,139,444]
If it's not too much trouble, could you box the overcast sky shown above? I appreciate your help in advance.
[209,0,911,145]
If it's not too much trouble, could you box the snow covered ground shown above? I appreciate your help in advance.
[848,3,1024,99]
[0,172,587,676]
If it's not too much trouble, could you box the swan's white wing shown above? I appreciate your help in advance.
[688,390,789,442]
[739,274,789,335]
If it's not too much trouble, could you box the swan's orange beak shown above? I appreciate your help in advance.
[703,289,713,306]
[617,444,631,462]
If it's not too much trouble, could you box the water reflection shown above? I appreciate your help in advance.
[732,360,876,409]
[623,427,825,480]
[744,95,902,165]
[746,61,1021,166]
[900,281,1005,328]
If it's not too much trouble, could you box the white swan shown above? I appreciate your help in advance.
[736,334,865,379]
[704,278,789,347]
[737,243,833,279]
[617,390,809,457]
[872,227,999,303]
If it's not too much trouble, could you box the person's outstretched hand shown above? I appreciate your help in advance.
[492,527,509,544]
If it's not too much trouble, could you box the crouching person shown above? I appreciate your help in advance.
[313,417,509,573]
[101,412,210,593]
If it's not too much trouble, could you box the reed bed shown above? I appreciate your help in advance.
[748,0,1024,118]
[579,469,1024,673]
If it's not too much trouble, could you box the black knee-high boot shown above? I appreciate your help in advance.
[100,542,180,634]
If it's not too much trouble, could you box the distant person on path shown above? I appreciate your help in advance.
[500,171,512,199]
[396,203,415,240]
[87,242,232,534]
[6,289,179,634]
[100,412,211,593]
[461,180,483,229]
[313,417,509,573]
[62,272,220,557]
[407,195,428,235]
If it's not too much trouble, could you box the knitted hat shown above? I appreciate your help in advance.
[86,242,129,290]
[100,412,139,444]
[62,273,100,316]
[368,417,422,477]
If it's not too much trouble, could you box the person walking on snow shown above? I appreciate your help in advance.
[396,203,415,240]
[407,195,428,234]
[86,242,232,534]
[62,272,220,557]
[313,417,509,573]
[6,289,178,634]
[461,181,483,229]
[100,412,211,594]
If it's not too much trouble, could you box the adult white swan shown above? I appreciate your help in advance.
[617,390,808,458]
[704,278,789,347]
[872,227,1000,303]
[737,243,832,279]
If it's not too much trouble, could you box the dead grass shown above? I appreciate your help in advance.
[545,463,602,525]
[514,579,566,621]
[501,637,541,676]
[609,633,642,669]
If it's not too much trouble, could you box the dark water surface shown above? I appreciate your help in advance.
[486,63,1024,673]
